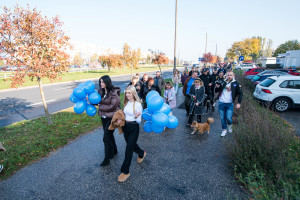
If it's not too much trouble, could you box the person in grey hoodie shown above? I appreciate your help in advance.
[153,71,165,95]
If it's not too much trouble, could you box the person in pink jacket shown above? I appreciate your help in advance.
[164,82,176,109]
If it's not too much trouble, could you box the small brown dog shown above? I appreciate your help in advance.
[190,118,214,135]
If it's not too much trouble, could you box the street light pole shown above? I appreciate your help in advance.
[205,32,207,54]
[174,0,178,72]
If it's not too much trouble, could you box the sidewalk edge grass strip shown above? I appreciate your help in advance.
[0,93,124,181]
[0,65,181,90]
[227,72,300,199]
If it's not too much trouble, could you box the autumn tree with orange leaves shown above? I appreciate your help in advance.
[149,50,169,74]
[98,54,123,72]
[0,5,71,124]
[203,52,213,64]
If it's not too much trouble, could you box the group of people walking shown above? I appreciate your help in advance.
[95,64,242,183]
[182,65,243,137]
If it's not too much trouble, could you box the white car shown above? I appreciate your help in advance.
[235,63,258,70]
[253,76,300,112]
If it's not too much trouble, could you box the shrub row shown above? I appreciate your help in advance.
[227,72,299,199]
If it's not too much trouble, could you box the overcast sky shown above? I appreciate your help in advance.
[1,0,300,61]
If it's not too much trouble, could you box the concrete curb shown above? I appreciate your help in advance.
[0,67,182,93]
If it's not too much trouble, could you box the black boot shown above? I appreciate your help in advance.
[100,158,110,166]
[197,115,202,123]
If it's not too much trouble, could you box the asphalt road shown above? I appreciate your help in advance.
[0,88,248,200]
[0,69,175,127]
[277,107,300,136]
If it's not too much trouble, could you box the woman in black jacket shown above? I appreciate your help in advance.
[140,77,161,109]
[187,78,206,126]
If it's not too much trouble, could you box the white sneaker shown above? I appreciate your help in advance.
[221,130,227,137]
[228,125,233,133]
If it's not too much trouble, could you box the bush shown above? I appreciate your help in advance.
[227,73,300,199]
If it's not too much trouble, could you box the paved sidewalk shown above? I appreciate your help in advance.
[0,89,248,200]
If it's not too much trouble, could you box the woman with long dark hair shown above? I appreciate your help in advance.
[98,75,121,166]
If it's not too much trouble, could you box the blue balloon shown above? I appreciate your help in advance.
[157,103,171,115]
[88,92,101,104]
[167,115,179,129]
[146,91,160,103]
[84,81,95,94]
[142,108,152,121]
[86,104,97,116]
[74,101,87,114]
[70,93,80,103]
[151,123,164,134]
[78,82,85,88]
[152,112,169,127]
[147,95,163,113]
[73,87,86,99]
[143,121,152,133]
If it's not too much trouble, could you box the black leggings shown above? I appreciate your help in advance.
[121,122,144,174]
[101,117,118,160]
[184,95,191,114]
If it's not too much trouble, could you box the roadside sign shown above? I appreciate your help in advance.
[239,56,244,61]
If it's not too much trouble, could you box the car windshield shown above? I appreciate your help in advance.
[260,78,276,87]
[253,75,260,81]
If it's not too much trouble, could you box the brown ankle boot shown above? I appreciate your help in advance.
[118,173,130,183]
[137,151,147,164]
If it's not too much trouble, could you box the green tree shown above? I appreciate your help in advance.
[273,40,300,57]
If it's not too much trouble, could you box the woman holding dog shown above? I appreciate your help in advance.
[187,78,206,126]
[98,75,121,166]
[118,85,146,183]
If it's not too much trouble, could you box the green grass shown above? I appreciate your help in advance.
[0,65,178,90]
[0,93,124,180]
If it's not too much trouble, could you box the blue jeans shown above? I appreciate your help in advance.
[174,84,179,94]
[218,102,233,130]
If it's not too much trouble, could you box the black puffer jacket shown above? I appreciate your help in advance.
[140,82,161,101]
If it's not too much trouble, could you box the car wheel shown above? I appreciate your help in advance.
[273,98,291,112]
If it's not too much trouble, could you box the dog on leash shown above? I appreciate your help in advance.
[190,118,214,135]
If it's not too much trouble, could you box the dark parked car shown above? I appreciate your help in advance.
[252,73,291,85]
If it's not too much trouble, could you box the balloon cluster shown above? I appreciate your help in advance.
[142,91,179,134]
[70,81,101,116]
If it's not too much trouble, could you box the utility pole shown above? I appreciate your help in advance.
[215,43,218,56]
[205,32,208,54]
[178,49,180,66]
[204,32,207,66]
[173,0,178,72]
